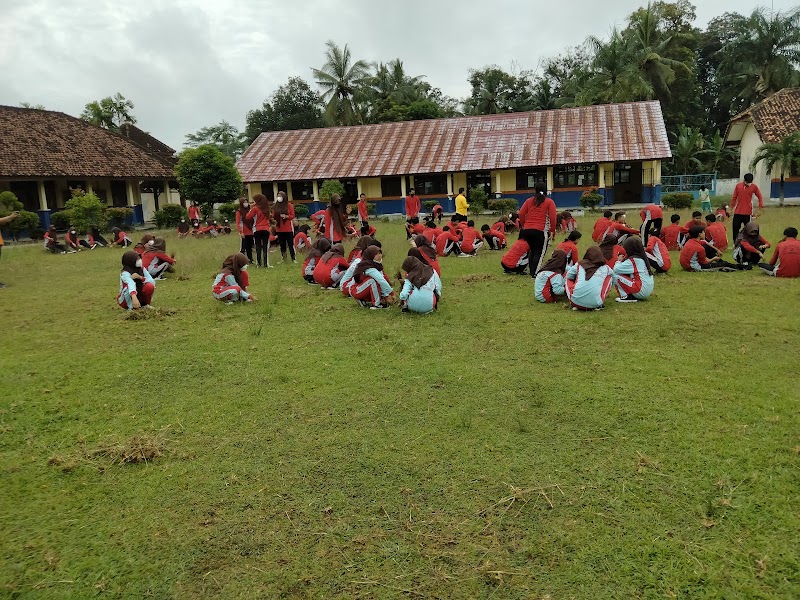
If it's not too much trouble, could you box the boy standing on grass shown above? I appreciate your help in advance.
[760,227,800,277]
[731,173,764,241]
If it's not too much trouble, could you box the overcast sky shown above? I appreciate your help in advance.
[1,0,796,150]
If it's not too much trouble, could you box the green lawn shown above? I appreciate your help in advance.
[1,208,799,599]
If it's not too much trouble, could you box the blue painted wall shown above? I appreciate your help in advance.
[133,205,144,225]
[770,180,800,198]
[37,210,51,229]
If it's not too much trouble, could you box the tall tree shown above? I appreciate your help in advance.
[699,12,750,125]
[669,125,705,174]
[175,145,242,214]
[464,67,533,114]
[185,121,247,161]
[244,77,324,143]
[79,93,136,131]
[582,28,650,104]
[750,132,800,206]
[312,41,371,126]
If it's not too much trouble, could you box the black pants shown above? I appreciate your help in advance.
[641,217,662,244]
[240,235,254,262]
[79,240,92,248]
[406,218,413,239]
[277,231,295,261]
[253,231,270,267]
[732,214,750,241]
[648,258,668,274]
[502,263,527,274]
[519,228,546,277]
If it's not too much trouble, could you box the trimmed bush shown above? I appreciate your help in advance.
[580,188,603,210]
[366,202,376,216]
[318,180,345,202]
[468,186,489,211]
[105,207,134,228]
[488,198,519,215]
[0,210,40,241]
[217,202,237,223]
[154,204,189,229]
[293,203,309,218]
[661,192,694,210]
[65,191,108,233]
[50,210,73,230]
[422,200,439,211]
[0,191,23,212]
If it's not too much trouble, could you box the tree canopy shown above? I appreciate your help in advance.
[79,93,136,131]
[184,121,247,161]
[244,77,324,143]
[175,146,243,210]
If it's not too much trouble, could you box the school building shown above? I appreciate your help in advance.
[237,100,671,214]
[725,88,800,202]
[0,105,179,228]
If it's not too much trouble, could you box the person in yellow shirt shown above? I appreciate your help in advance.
[0,211,19,288]
[455,188,469,222]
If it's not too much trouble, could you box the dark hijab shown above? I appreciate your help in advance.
[352,245,383,281]
[537,249,568,275]
[111,226,121,240]
[297,224,311,235]
[402,256,434,289]
[237,197,251,221]
[273,191,290,218]
[253,193,271,213]
[150,237,167,253]
[622,236,652,275]
[736,221,761,245]
[121,250,144,293]
[354,235,374,252]
[580,246,607,280]
[413,234,437,263]
[599,236,618,261]
[219,253,249,283]
[321,243,344,263]
[307,238,331,262]
[327,194,347,239]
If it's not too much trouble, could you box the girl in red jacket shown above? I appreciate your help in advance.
[272,191,296,263]
[599,236,626,269]
[325,194,347,244]
[501,239,530,274]
[143,237,176,279]
[732,221,770,268]
[645,234,671,273]
[411,235,441,276]
[556,230,581,267]
[302,238,331,284]
[313,243,349,289]
[235,197,254,262]
[518,182,557,275]
[245,194,274,268]
[294,224,312,252]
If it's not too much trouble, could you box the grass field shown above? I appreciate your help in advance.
[1,208,799,599]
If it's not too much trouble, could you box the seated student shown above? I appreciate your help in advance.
[760,227,800,277]
[459,220,484,256]
[603,211,640,243]
[501,239,530,274]
[213,253,255,303]
[639,203,663,243]
[345,220,359,239]
[302,238,331,284]
[143,237,175,279]
[704,214,728,251]
[410,217,426,236]
[294,224,312,251]
[565,247,614,311]
[613,237,654,302]
[733,221,771,268]
[341,239,378,297]
[360,223,377,237]
[592,210,614,242]
[348,235,375,262]
[134,233,155,255]
[44,225,69,254]
[411,235,441,276]
[430,204,444,223]
[645,233,672,273]
[65,227,89,251]
[88,226,109,247]
[199,219,218,237]
[435,226,462,257]
[556,230,581,267]
[118,250,155,310]
[420,220,440,244]
[715,204,731,222]
[190,219,202,236]
[558,211,578,232]
[481,224,506,250]
[177,218,191,238]
[660,214,687,250]
[684,211,705,233]
[680,226,739,271]
[110,227,132,247]
[507,212,521,233]
[310,209,326,235]
[599,235,626,269]
[222,219,232,235]
[313,243,349,289]
[491,216,511,234]
[534,249,568,303]
[399,256,442,314]
[349,246,395,309]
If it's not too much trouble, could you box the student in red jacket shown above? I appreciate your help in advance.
[760,227,800,277]
[313,243,349,289]
[421,220,440,245]
[110,227,132,247]
[592,210,613,242]
[459,220,484,255]
[703,214,728,251]
[404,188,421,238]
[294,224,312,252]
[356,193,369,227]
[177,218,191,239]
[732,221,770,268]
[501,239,530,274]
[143,237,176,279]
[65,227,89,251]
[680,226,739,271]
[481,224,506,250]
[491,216,510,233]
[603,211,640,243]
[599,236,626,269]
[246,194,274,268]
[639,203,663,243]
[236,197,254,262]
[411,235,441,276]
[660,214,687,250]
[645,233,671,273]
[272,191,296,263]
[324,194,347,244]
[558,211,578,233]
[188,201,202,222]
[348,235,375,262]
[731,173,764,240]
[435,226,461,257]
[683,211,705,233]
[360,223,377,237]
[302,238,331,284]
[310,209,326,235]
[556,230,581,267]
[134,233,155,255]
[518,182,557,274]
[431,204,443,223]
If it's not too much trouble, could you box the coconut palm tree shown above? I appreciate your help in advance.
[670,125,705,175]
[704,129,737,175]
[750,132,800,206]
[311,41,371,126]
[582,28,651,104]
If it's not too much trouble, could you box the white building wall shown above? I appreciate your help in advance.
[141,188,181,222]
[739,123,771,199]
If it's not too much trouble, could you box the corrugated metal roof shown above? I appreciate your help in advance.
[237,101,671,182]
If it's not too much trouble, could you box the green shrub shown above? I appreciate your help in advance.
[661,192,694,210]
[65,190,107,233]
[488,198,519,215]
[0,191,23,212]
[0,210,40,241]
[105,207,134,228]
[468,186,489,211]
[50,210,73,230]
[318,180,345,202]
[293,203,309,218]
[217,202,237,222]
[422,200,439,211]
[580,188,603,210]
[154,204,188,229]
[708,195,729,209]
[366,202,376,216]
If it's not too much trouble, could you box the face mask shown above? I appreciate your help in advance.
[241,265,248,271]
[147,240,154,246]
[181,219,185,223]
[135,259,143,268]
[375,259,383,264]
[244,203,249,208]
[70,230,76,234]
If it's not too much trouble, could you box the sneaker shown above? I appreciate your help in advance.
[292,259,297,264]
[369,305,387,310]
[358,300,370,308]
[594,305,605,311]
[458,253,473,258]
[143,304,156,310]
[720,266,738,272]
[267,265,274,269]
[615,297,638,303]
[307,281,318,285]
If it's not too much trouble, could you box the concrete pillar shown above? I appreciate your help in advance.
[546,167,554,193]
[446,173,453,195]
[126,180,136,207]
[312,180,319,201]
[287,182,294,202]
[409,175,415,191]
[598,165,605,189]
[86,181,94,195]
[356,179,363,196]
[38,180,48,211]
[163,180,171,205]
[273,182,279,199]
[400,176,407,198]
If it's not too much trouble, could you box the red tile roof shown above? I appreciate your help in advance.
[727,88,800,144]
[237,101,671,182]
[0,105,175,179]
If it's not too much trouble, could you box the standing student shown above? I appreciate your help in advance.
[177,218,191,239]
[454,187,469,222]
[704,214,729,251]
[349,246,394,309]
[118,250,155,310]
[213,253,255,303]
[518,182,557,275]
[142,237,175,279]
[699,185,711,213]
[459,220,484,256]
[534,249,568,303]
[556,230,582,267]
[188,201,202,222]
[592,210,613,242]
[412,235,441,276]
[235,197,254,262]
[356,193,369,228]
[613,237,654,302]
[679,226,739,271]
[645,234,671,273]
[565,247,614,311]
[246,193,273,268]
[660,214,687,250]
[302,238,331,284]
[732,221,770,268]
[405,188,421,237]
[481,225,506,250]
[324,193,347,244]
[731,173,764,240]
[273,191,296,263]
[639,203,663,243]
[313,243,349,289]
[760,227,800,277]
[435,226,461,257]
[501,239,530,274]
[399,256,442,314]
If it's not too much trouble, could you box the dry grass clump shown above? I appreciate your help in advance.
[89,434,168,465]
[124,307,177,320]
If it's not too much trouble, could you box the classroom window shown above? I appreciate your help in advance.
[515,168,547,190]
[553,164,597,188]
[381,176,402,197]
[291,181,314,200]
[413,173,447,195]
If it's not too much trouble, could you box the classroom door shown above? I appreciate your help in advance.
[612,162,643,204]
[466,171,492,198]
